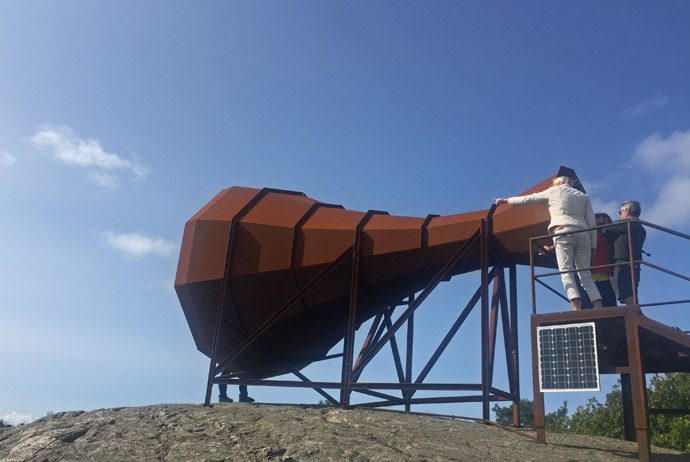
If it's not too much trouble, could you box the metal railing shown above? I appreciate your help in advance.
[529,218,690,325]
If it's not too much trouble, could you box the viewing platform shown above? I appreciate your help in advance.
[529,218,690,462]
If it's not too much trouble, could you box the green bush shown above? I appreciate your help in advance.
[647,373,690,452]
[492,398,568,431]
[491,373,690,452]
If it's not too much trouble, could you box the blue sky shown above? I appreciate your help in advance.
[1,2,690,425]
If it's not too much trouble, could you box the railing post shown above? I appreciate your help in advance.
[529,238,537,315]
[627,221,638,305]
[509,264,520,427]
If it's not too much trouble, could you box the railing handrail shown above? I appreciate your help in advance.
[529,217,690,243]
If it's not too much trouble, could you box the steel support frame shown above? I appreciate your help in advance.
[204,204,520,417]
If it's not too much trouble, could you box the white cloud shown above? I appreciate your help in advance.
[103,231,176,258]
[623,95,670,119]
[644,175,690,227]
[0,151,16,167]
[589,197,619,222]
[29,125,149,188]
[2,411,32,426]
[633,129,690,173]
[632,128,690,227]
[88,171,122,190]
[581,177,623,221]
[580,178,609,196]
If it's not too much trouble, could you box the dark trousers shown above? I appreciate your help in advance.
[219,383,248,399]
[218,369,249,399]
[581,278,617,308]
[616,265,641,302]
[596,279,617,307]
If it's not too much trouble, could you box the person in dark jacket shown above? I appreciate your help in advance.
[601,201,646,305]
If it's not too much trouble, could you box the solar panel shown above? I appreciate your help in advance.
[537,322,600,392]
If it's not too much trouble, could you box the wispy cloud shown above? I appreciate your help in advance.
[103,231,176,259]
[29,125,149,189]
[633,128,690,227]
[0,150,16,167]
[644,176,690,228]
[2,411,32,426]
[88,171,122,189]
[634,129,690,173]
[589,197,619,222]
[581,177,624,220]
[623,95,670,119]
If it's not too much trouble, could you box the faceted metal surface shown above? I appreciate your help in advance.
[175,171,568,379]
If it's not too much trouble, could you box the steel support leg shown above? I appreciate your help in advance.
[205,218,241,406]
[509,265,520,427]
[531,316,546,443]
[488,270,501,386]
[625,314,651,462]
[481,219,490,420]
[405,296,414,412]
[341,238,361,408]
[621,373,636,442]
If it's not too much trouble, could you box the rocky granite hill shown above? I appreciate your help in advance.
[0,403,687,461]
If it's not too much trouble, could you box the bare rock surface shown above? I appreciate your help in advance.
[0,403,687,461]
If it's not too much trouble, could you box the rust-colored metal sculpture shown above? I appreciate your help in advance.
[175,167,584,415]
[175,172,560,379]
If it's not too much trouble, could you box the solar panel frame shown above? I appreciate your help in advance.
[537,322,600,393]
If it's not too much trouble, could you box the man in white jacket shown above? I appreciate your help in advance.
[495,176,602,311]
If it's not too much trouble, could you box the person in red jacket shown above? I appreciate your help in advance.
[591,213,617,307]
